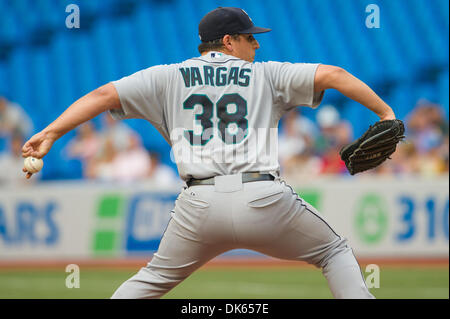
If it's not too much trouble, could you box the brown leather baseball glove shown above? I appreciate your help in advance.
[340,119,405,175]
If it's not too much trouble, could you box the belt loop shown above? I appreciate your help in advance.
[214,173,243,192]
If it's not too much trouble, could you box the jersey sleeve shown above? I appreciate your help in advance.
[264,61,324,112]
[110,65,170,125]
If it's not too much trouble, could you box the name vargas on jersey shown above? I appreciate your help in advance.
[179,66,251,88]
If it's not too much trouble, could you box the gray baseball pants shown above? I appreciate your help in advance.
[111,174,374,299]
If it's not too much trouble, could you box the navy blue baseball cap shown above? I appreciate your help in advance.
[199,7,271,42]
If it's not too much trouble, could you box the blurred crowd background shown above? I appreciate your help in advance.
[0,0,448,186]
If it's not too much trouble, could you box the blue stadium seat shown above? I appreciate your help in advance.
[129,3,164,67]
[382,0,428,68]
[285,0,327,63]
[111,18,142,75]
[433,0,449,32]
[309,0,354,69]
[7,48,33,119]
[386,84,416,121]
[330,0,378,81]
[34,0,60,29]
[173,0,202,59]
[48,33,78,109]
[90,19,121,83]
[408,0,449,65]
[262,0,304,61]
[28,48,54,130]
[146,1,186,64]
[358,0,410,81]
[0,6,21,45]
[68,33,98,94]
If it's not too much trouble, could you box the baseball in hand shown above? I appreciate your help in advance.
[24,157,44,173]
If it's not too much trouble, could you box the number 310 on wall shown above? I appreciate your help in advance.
[396,196,449,241]
[355,194,449,244]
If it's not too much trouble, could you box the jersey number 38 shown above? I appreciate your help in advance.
[183,93,248,145]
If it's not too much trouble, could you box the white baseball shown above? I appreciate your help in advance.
[24,157,44,173]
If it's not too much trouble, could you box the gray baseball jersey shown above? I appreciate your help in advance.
[111,52,323,181]
[110,52,374,299]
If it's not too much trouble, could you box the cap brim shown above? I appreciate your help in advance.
[240,26,271,35]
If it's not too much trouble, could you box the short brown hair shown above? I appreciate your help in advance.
[197,34,240,54]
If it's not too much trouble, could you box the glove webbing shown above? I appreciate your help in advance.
[350,144,397,163]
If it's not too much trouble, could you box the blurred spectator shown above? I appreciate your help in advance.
[99,112,138,153]
[89,136,117,180]
[372,142,419,175]
[281,151,322,182]
[440,135,449,173]
[314,104,352,175]
[0,133,35,186]
[86,113,144,181]
[407,99,447,153]
[66,122,101,178]
[110,135,152,183]
[279,109,322,179]
[279,109,318,161]
[0,96,33,140]
[404,99,448,177]
[87,132,179,186]
[415,146,448,177]
[147,151,179,187]
[372,99,448,177]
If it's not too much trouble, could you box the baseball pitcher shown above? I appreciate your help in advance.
[22,7,401,299]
